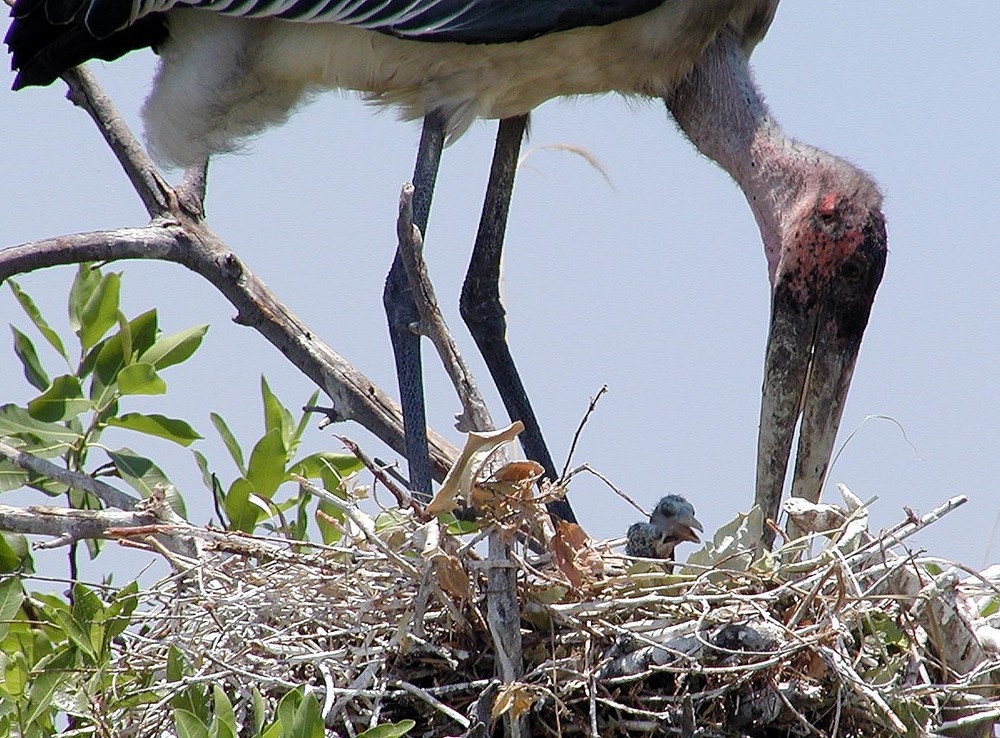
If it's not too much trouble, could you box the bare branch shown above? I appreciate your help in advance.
[0,441,140,511]
[396,183,494,435]
[0,223,459,481]
[0,501,197,558]
[61,67,173,218]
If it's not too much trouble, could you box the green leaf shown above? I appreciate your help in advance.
[261,377,295,449]
[86,309,158,385]
[288,452,363,481]
[107,413,201,447]
[192,450,215,492]
[166,645,186,682]
[981,598,999,618]
[0,403,80,450]
[287,690,323,738]
[210,413,246,476]
[103,581,139,645]
[175,709,210,738]
[0,577,24,642]
[356,720,416,738]
[139,324,208,370]
[27,375,91,422]
[116,364,167,395]
[224,478,261,533]
[212,684,236,732]
[52,608,96,662]
[106,448,187,516]
[71,582,104,630]
[0,533,32,574]
[250,687,267,735]
[11,327,50,391]
[294,390,320,444]
[246,429,287,498]
[8,280,67,360]
[0,460,29,493]
[24,648,74,727]
[68,264,101,333]
[72,269,121,350]
[444,516,480,536]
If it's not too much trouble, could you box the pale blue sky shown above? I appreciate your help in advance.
[2,2,998,578]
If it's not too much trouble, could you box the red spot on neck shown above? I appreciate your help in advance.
[819,193,838,217]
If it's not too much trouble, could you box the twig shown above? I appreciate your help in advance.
[562,462,646,517]
[390,680,471,728]
[0,441,140,511]
[292,474,420,577]
[334,434,428,521]
[395,183,494,434]
[817,645,907,732]
[560,385,607,481]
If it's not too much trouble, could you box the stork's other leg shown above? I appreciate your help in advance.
[460,115,577,523]
[383,113,447,498]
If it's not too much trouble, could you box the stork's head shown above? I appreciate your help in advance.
[649,494,704,548]
[756,170,887,544]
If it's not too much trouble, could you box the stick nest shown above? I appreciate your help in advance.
[107,482,999,738]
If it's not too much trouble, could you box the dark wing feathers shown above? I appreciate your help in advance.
[6,2,167,89]
[7,0,666,89]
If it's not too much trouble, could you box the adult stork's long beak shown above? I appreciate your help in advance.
[755,206,888,547]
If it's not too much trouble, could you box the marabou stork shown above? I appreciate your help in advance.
[625,495,703,561]
[6,1,887,542]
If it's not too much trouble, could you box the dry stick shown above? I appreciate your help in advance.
[563,462,648,517]
[334,434,429,521]
[0,441,140,511]
[395,185,528,737]
[292,474,421,578]
[0,503,196,557]
[395,183,494,434]
[560,384,607,481]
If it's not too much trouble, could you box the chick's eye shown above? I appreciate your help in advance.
[840,257,866,282]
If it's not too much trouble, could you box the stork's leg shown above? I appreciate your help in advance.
[460,115,577,524]
[383,113,447,498]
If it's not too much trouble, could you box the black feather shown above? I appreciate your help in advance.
[6,0,167,89]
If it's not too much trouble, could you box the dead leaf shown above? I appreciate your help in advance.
[431,552,471,601]
[550,520,603,588]
[425,422,524,515]
[471,459,543,516]
[416,519,471,600]
[493,460,544,483]
[491,682,537,720]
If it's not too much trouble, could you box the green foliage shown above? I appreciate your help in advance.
[2,265,208,522]
[356,720,416,738]
[1,266,376,733]
[203,378,363,538]
[0,579,144,736]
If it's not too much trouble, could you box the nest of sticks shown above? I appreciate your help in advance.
[102,445,1000,738]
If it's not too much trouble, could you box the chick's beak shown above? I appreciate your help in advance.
[674,514,704,544]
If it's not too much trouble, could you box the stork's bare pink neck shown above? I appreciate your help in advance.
[666,32,846,283]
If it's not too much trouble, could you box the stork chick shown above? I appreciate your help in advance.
[626,494,703,561]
